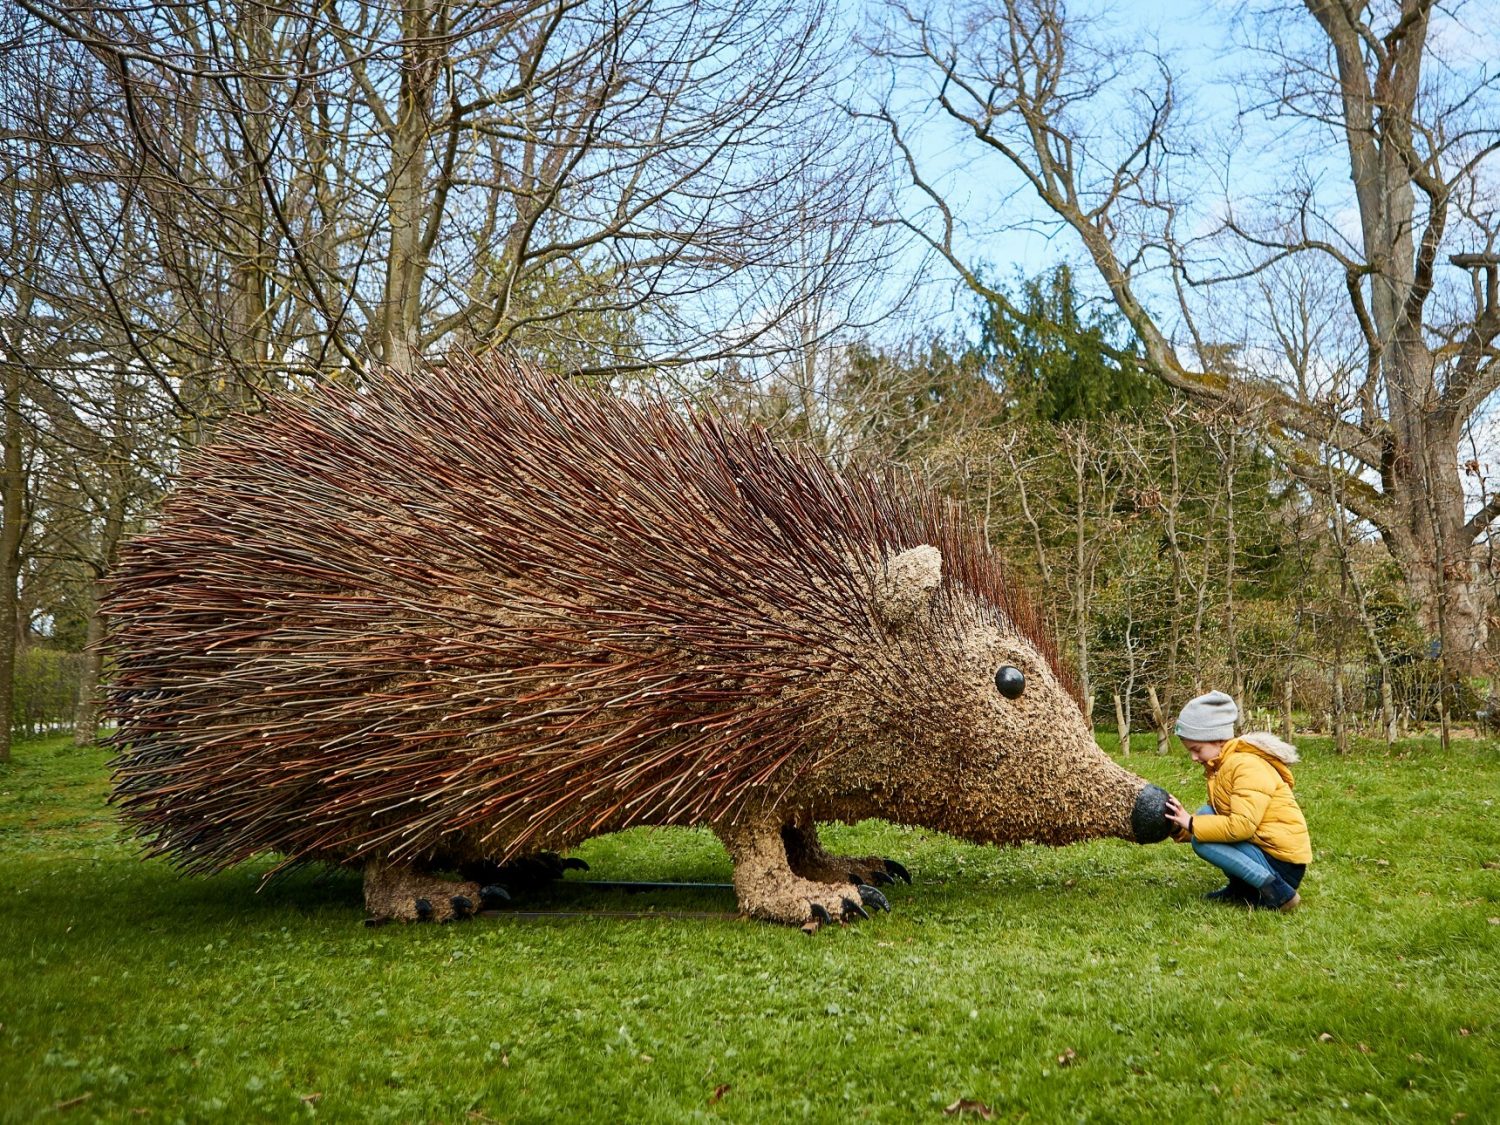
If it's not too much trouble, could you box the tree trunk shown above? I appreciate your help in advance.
[1381,673,1396,746]
[1162,414,1186,700]
[1147,685,1169,755]
[1332,656,1348,755]
[73,580,108,747]
[0,357,22,762]
[225,0,275,400]
[1311,0,1494,676]
[1222,429,1244,704]
[1381,412,1489,677]
[1070,436,1092,710]
[1113,691,1129,756]
[377,0,444,375]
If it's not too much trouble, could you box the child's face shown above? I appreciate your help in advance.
[1182,739,1226,765]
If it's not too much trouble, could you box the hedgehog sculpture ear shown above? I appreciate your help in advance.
[874,545,943,631]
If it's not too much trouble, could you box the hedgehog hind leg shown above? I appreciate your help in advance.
[362,860,484,924]
[716,818,889,931]
[780,817,911,889]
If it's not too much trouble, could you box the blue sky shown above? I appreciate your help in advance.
[871,0,1266,338]
[877,0,1500,346]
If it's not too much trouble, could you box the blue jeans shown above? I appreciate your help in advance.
[1191,806,1305,907]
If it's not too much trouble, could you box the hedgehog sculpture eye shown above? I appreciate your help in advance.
[994,665,1025,700]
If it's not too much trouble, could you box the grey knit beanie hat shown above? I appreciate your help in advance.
[1175,690,1238,741]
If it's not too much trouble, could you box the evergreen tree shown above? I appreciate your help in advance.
[979,266,1161,423]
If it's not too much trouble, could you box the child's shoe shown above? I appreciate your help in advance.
[1256,875,1301,912]
[1203,884,1251,904]
[1203,877,1256,904]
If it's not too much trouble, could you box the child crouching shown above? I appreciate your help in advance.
[1163,690,1311,912]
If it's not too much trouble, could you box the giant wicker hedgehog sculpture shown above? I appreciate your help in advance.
[107,357,1170,927]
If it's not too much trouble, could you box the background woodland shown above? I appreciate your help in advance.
[2,0,1498,757]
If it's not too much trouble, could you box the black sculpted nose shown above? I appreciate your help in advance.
[1131,784,1171,844]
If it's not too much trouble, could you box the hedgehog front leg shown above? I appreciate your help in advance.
[780,815,911,890]
[715,817,890,930]
[362,860,490,924]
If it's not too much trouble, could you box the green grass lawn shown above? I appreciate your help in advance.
[2,734,1497,1123]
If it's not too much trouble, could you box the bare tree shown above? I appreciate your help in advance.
[873,0,1500,672]
[20,0,896,402]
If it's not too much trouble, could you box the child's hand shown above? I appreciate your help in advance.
[1162,793,1193,834]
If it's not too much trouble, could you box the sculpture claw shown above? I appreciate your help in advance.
[858,884,890,912]
[867,869,895,887]
[449,895,475,920]
[561,857,590,872]
[883,858,912,884]
[841,896,870,921]
[809,903,833,927]
[479,884,510,908]
[413,898,434,921]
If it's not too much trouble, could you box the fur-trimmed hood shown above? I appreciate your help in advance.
[1235,730,1300,764]
[1221,731,1300,788]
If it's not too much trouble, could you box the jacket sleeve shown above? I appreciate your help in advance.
[1191,759,1274,845]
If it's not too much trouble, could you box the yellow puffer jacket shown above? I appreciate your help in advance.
[1191,733,1312,864]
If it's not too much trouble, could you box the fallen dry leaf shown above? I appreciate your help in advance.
[1057,1047,1077,1067]
[54,1094,92,1112]
[1490,918,1500,926]
[1317,1032,1335,1043]
[943,1099,996,1120]
[708,1084,731,1106]
[1459,1028,1471,1037]
[1357,1043,1371,1054]
[639,1054,654,1063]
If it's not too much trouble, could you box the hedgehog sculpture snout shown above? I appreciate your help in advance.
[1131,785,1172,844]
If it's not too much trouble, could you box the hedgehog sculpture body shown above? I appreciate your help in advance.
[107,358,1170,926]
